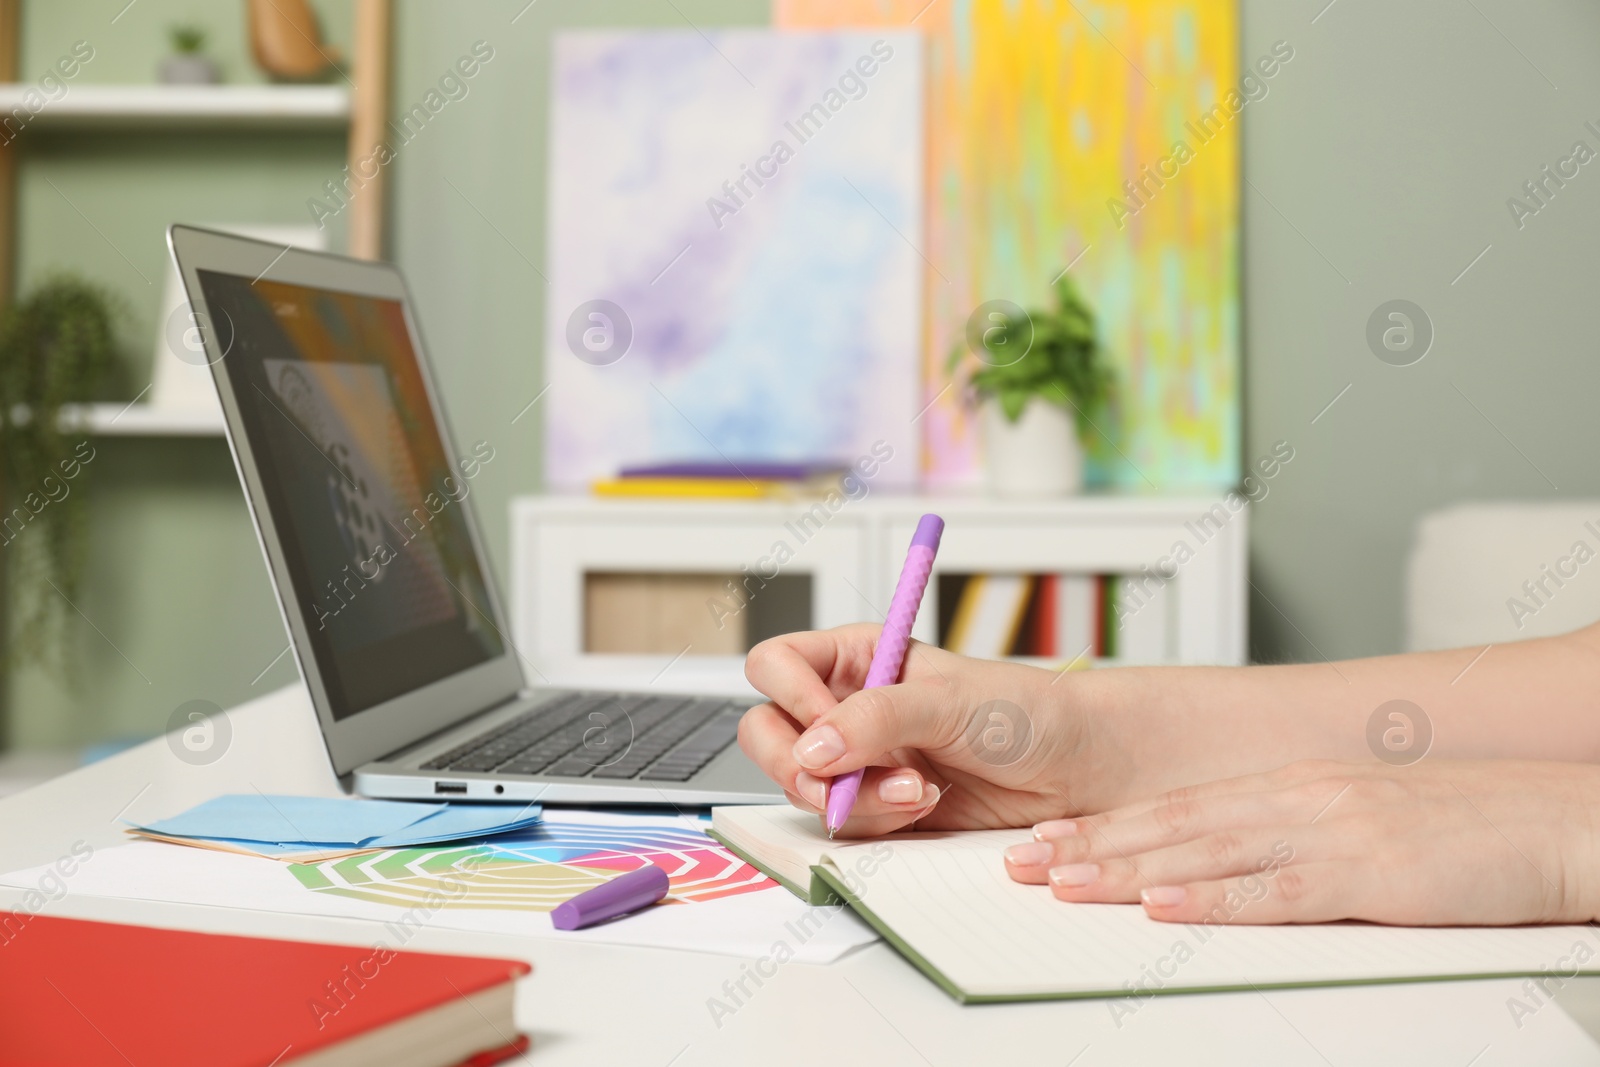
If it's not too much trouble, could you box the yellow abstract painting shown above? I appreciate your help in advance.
[774,0,1241,488]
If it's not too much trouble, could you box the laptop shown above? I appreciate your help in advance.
[166,225,783,806]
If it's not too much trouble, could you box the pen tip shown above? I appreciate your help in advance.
[827,828,835,840]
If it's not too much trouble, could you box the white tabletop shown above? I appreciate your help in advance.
[4,684,1600,1066]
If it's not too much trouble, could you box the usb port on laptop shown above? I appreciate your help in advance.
[434,781,468,795]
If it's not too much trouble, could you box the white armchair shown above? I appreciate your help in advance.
[1406,502,1600,651]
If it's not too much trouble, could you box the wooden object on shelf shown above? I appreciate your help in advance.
[247,0,343,79]
[584,573,743,656]
[347,0,391,260]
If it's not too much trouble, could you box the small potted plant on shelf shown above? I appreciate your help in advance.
[947,273,1115,497]
[160,24,219,85]
[0,276,120,669]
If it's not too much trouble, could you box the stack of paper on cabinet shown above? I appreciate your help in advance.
[710,805,1600,1004]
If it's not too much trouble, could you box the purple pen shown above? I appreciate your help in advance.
[551,864,670,930]
[825,514,944,838]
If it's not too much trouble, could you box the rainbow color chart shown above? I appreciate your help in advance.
[287,815,775,912]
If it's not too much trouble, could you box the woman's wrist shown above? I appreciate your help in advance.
[1563,769,1600,923]
[1006,663,1147,815]
[1040,662,1333,812]
[1053,665,1185,810]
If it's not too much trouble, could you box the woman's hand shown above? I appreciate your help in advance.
[1004,758,1600,926]
[741,624,1098,837]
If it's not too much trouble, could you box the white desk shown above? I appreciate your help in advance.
[4,684,1599,1066]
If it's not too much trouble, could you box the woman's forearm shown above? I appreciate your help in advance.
[1069,625,1600,800]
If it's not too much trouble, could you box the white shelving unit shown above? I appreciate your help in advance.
[58,403,224,436]
[0,85,350,129]
[8,402,224,436]
[0,82,356,438]
[511,494,1249,692]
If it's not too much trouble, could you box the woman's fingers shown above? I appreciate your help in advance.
[1140,862,1350,925]
[744,627,879,727]
[790,766,940,816]
[790,681,965,779]
[1043,760,1368,837]
[1033,826,1305,903]
[875,768,932,806]
[1021,782,1346,874]
[826,785,944,839]
[738,701,806,791]
[742,704,945,819]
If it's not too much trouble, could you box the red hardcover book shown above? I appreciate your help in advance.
[0,912,529,1067]
[1032,574,1058,657]
[1093,575,1107,658]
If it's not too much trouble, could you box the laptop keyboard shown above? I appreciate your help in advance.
[419,692,745,782]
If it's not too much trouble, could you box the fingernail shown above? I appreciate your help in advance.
[1141,886,1187,908]
[793,725,846,769]
[1033,819,1079,840]
[1048,863,1100,888]
[878,772,924,805]
[1004,841,1055,867]
[794,771,827,809]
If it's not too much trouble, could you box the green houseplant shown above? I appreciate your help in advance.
[0,277,120,668]
[161,24,220,84]
[947,273,1115,496]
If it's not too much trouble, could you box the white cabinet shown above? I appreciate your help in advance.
[510,494,1247,691]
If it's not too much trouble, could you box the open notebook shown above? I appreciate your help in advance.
[710,805,1600,1004]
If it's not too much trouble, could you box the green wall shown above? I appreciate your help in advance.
[4,0,765,749]
[1238,0,1600,663]
[8,0,354,747]
[8,0,1597,747]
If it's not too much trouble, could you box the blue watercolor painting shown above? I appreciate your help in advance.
[544,30,923,488]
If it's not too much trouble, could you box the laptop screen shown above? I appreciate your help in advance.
[196,269,505,721]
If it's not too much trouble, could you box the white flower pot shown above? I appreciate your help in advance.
[159,55,220,84]
[982,398,1084,497]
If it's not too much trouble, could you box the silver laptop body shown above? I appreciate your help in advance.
[167,225,782,805]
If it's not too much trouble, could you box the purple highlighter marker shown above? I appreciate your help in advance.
[824,514,944,838]
[551,864,670,930]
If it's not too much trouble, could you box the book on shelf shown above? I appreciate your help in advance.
[617,460,846,480]
[593,459,850,499]
[943,574,1034,658]
[938,571,1170,664]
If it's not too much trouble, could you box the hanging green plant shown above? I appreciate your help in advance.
[0,276,121,670]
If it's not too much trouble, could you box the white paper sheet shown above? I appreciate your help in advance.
[0,809,876,963]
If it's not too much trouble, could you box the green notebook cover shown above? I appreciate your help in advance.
[712,826,1022,1002]
[810,863,981,1003]
[706,828,841,906]
[713,828,1600,1005]
[812,863,1600,1006]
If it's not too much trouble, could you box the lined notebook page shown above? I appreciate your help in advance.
[711,805,964,894]
[711,805,836,890]
[825,833,1600,998]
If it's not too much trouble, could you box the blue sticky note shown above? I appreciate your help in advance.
[367,804,547,847]
[137,795,448,847]
[133,794,546,853]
